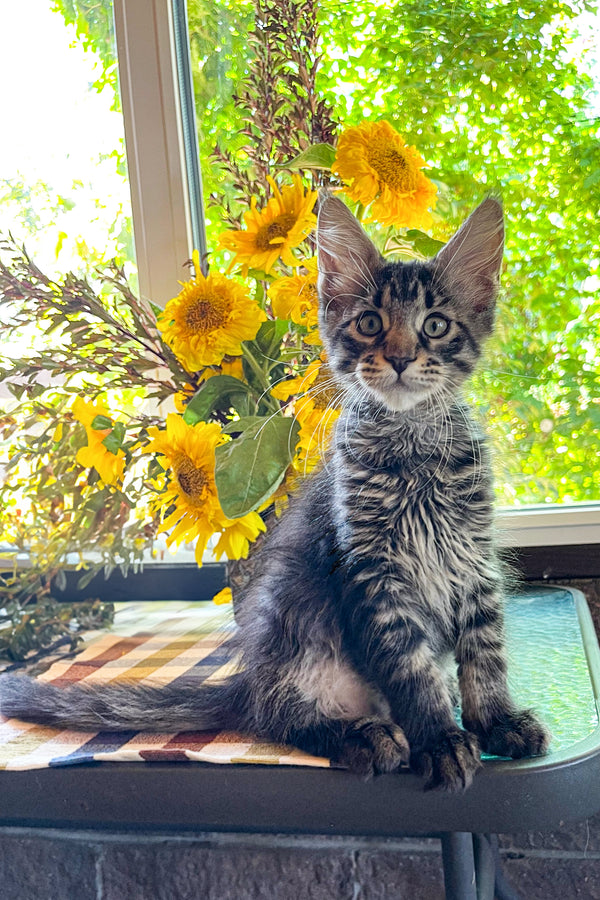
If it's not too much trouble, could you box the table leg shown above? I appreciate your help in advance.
[487,834,523,900]
[441,832,478,900]
[473,834,496,899]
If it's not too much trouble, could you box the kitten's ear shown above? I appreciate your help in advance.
[433,197,504,324]
[317,194,381,312]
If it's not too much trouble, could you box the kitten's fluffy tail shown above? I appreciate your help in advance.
[0,672,250,733]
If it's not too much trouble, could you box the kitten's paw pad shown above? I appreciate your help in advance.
[338,719,410,778]
[411,730,481,792]
[476,710,550,759]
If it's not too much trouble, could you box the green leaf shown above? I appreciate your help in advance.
[277,143,336,171]
[6,383,26,401]
[101,421,125,455]
[583,170,600,190]
[246,268,274,282]
[148,457,165,479]
[250,319,289,357]
[183,375,251,426]
[222,416,267,435]
[215,415,300,517]
[84,489,109,513]
[405,230,447,258]
[91,414,113,431]
[76,568,98,590]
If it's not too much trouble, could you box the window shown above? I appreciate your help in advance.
[2,0,600,555]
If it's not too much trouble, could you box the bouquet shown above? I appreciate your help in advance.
[0,1,444,659]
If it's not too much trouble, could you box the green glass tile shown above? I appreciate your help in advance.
[503,586,598,754]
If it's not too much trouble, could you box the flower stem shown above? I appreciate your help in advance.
[242,344,280,413]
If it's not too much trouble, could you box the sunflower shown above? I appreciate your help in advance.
[219,175,318,276]
[269,257,321,345]
[295,381,340,473]
[271,358,340,473]
[332,121,438,230]
[157,251,266,371]
[147,414,264,564]
[72,397,125,486]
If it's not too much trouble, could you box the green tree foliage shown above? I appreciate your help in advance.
[52,0,121,105]
[315,0,600,504]
[41,0,600,504]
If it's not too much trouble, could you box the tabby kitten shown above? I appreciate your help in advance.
[0,195,549,791]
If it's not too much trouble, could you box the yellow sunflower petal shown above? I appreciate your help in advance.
[212,587,233,605]
[194,530,213,565]
[73,398,125,485]
[213,511,266,561]
[72,396,110,430]
[270,358,322,401]
[269,257,319,327]
[203,357,245,382]
[76,443,124,486]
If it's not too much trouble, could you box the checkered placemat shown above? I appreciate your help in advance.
[0,602,330,771]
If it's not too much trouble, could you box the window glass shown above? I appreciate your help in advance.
[187,0,600,507]
[0,0,144,600]
[0,0,135,279]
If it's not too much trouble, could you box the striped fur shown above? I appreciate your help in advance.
[0,197,549,790]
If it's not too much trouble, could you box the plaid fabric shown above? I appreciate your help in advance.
[0,602,330,771]
[2,588,597,771]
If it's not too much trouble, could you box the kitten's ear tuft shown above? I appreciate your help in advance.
[433,197,504,322]
[317,193,381,312]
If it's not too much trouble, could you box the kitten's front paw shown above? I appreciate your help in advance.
[468,709,550,759]
[337,718,410,778]
[411,729,481,792]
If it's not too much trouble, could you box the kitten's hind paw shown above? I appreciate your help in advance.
[468,709,550,759]
[411,729,481,792]
[337,718,410,778]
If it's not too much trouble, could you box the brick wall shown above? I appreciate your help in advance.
[1,825,600,899]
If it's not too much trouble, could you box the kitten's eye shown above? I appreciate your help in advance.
[423,314,450,339]
[356,311,383,336]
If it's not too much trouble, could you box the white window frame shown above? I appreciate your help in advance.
[114,0,600,551]
[501,505,600,549]
[114,0,198,306]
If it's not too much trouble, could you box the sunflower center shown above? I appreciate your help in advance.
[303,283,319,305]
[176,456,208,501]
[184,292,232,334]
[255,213,297,251]
[312,368,338,411]
[367,141,417,194]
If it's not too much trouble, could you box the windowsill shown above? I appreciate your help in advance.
[500,503,600,548]
[4,505,600,609]
[46,547,599,607]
